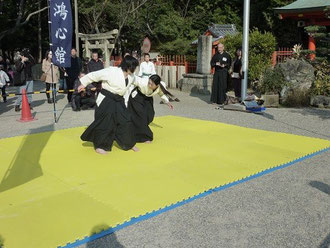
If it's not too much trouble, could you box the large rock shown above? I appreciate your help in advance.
[310,95,330,108]
[279,59,315,100]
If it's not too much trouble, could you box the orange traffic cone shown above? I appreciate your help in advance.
[18,88,35,122]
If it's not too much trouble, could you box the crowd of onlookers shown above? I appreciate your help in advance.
[0,48,103,112]
[0,49,167,113]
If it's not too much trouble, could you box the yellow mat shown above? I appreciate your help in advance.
[0,116,329,248]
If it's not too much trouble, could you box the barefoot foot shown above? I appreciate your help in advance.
[95,148,108,155]
[132,146,140,152]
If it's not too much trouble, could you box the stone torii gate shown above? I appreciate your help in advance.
[79,29,118,68]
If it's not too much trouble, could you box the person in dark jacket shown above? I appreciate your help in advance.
[65,48,82,103]
[71,72,96,111]
[210,43,232,108]
[87,52,104,72]
[14,49,35,112]
[0,55,8,72]
[230,48,242,99]
[87,52,104,94]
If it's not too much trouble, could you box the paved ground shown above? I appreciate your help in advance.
[0,81,329,248]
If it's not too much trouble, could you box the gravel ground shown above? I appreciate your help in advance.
[0,81,329,248]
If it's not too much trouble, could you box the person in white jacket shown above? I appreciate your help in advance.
[138,53,156,78]
[0,65,10,102]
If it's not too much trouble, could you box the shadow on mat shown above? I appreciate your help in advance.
[319,233,330,248]
[0,124,54,193]
[309,181,330,195]
[0,234,4,248]
[85,224,124,248]
[82,142,94,148]
[150,122,163,128]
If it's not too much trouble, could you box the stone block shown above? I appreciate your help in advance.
[169,66,177,88]
[196,36,212,74]
[162,66,170,87]
[177,66,185,81]
[179,73,213,95]
[262,94,279,107]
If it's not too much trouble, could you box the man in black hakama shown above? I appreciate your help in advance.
[78,56,139,154]
[210,43,232,106]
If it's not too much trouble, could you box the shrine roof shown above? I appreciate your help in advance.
[274,0,330,13]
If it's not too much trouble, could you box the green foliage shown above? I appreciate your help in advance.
[304,25,330,62]
[258,66,287,94]
[0,0,298,59]
[223,29,276,82]
[310,60,330,96]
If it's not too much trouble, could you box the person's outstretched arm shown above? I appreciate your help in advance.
[78,68,108,92]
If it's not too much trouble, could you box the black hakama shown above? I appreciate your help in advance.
[128,88,155,142]
[210,69,228,104]
[81,89,136,151]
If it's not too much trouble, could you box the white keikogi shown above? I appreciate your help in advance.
[138,61,156,78]
[131,76,169,103]
[80,66,134,107]
[0,70,9,88]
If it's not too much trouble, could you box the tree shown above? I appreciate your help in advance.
[304,25,330,62]
[0,0,48,42]
[223,29,277,82]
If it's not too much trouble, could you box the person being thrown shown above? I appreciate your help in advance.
[128,74,174,143]
[77,55,139,155]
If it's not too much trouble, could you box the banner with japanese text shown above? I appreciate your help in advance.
[50,0,73,67]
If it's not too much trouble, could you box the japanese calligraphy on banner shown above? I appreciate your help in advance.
[50,0,72,67]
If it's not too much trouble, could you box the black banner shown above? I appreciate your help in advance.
[49,0,73,67]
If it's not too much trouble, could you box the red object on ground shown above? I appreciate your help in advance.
[19,88,35,122]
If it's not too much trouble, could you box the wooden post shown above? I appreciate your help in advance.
[272,51,277,67]
[85,40,91,59]
[104,40,110,68]
[185,61,188,74]
[74,0,79,55]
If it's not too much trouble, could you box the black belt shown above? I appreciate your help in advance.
[100,89,123,102]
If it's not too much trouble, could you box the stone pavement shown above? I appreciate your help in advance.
[0,81,329,248]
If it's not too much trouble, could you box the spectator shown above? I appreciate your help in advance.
[42,50,59,104]
[71,72,96,111]
[87,52,104,73]
[87,52,104,94]
[7,67,14,86]
[210,43,232,108]
[65,48,82,103]
[230,48,242,99]
[58,67,67,90]
[0,64,9,102]
[14,49,35,112]
[138,53,156,79]
[0,55,7,72]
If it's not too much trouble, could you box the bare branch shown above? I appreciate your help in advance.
[128,0,150,14]
[0,2,48,41]
[183,0,191,18]
[21,6,48,26]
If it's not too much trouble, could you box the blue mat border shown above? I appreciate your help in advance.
[59,147,330,248]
